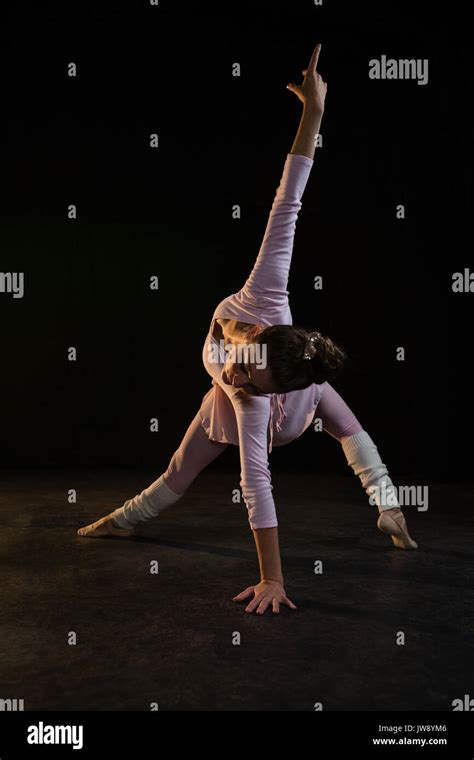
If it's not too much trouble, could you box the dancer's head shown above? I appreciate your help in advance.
[223,324,346,395]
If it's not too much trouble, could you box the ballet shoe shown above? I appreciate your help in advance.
[77,513,135,538]
[377,509,418,550]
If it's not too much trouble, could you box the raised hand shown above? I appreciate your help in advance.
[287,43,328,114]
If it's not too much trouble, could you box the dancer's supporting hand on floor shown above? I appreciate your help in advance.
[233,579,297,615]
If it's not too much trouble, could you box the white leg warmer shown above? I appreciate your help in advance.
[341,430,399,513]
[111,474,183,527]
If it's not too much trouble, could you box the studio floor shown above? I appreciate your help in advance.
[1,468,473,711]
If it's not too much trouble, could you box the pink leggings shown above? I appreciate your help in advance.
[163,383,363,495]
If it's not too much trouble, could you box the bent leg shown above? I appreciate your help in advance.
[316,381,364,440]
[315,382,417,549]
[316,382,396,510]
[163,412,229,493]
[111,412,229,527]
[317,383,398,512]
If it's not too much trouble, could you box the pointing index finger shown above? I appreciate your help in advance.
[308,43,322,72]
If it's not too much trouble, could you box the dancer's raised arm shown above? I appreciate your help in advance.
[235,44,327,318]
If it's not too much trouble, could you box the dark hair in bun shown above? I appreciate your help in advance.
[255,324,347,392]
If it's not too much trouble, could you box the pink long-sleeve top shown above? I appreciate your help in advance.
[199,152,323,530]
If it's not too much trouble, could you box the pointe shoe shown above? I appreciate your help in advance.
[377,509,418,550]
[77,513,135,538]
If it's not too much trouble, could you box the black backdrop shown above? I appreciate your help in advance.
[1,0,472,481]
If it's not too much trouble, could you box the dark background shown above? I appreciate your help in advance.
[1,0,471,480]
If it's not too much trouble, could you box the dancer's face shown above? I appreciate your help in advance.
[222,340,277,395]
[222,352,276,395]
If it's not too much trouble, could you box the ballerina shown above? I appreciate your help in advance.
[78,43,417,615]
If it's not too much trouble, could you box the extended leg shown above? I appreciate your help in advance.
[78,412,228,537]
[316,382,418,550]
[113,412,229,526]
